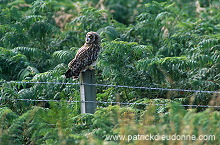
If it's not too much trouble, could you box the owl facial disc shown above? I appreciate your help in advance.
[86,34,94,43]
[85,32,100,44]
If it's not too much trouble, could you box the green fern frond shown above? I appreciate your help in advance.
[13,47,50,60]
[17,88,34,99]
[198,38,219,49]
[31,0,59,15]
[144,1,167,14]
[7,53,28,64]
[22,15,45,28]
[0,107,18,130]
[32,71,54,82]
[0,47,16,57]
[97,26,119,41]
[68,6,112,32]
[131,98,174,113]
[155,12,171,22]
[53,50,74,64]
[0,6,22,24]
[13,47,52,72]
[53,63,66,73]
[28,21,60,40]
[32,63,66,82]
[2,32,28,48]
[3,107,44,144]
[136,12,151,21]
[18,66,39,81]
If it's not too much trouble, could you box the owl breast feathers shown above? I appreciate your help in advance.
[65,31,101,79]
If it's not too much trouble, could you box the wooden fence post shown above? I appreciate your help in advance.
[80,70,96,114]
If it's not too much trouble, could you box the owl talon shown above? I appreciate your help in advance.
[73,76,78,79]
[88,65,95,70]
[82,69,87,72]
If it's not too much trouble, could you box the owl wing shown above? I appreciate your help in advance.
[65,44,101,78]
[65,44,97,78]
[68,45,93,68]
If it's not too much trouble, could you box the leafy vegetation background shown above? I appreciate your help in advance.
[0,0,219,144]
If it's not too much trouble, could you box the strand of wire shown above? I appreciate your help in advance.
[0,81,219,94]
[0,98,219,108]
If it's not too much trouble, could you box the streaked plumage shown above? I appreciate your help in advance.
[65,31,101,79]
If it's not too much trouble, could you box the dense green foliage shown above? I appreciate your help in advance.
[0,0,219,144]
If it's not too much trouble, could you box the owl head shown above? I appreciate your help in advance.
[85,31,101,44]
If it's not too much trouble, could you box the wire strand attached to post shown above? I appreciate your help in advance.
[0,80,219,108]
[0,81,219,94]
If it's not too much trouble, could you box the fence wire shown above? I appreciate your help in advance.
[0,98,219,108]
[0,81,219,94]
[0,81,219,108]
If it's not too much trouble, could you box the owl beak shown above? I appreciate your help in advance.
[86,37,90,42]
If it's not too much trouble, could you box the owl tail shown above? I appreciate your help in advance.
[65,69,79,79]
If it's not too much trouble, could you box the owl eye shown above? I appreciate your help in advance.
[89,35,93,39]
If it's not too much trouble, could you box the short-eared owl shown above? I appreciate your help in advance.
[65,32,101,79]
